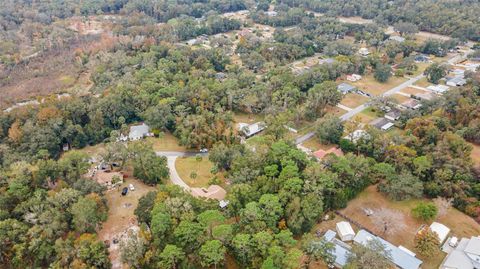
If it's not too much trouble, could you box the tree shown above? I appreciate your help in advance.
[412,202,438,221]
[198,210,226,237]
[374,64,392,83]
[305,81,342,119]
[414,228,440,256]
[70,194,107,233]
[378,171,423,201]
[302,234,336,267]
[131,141,169,185]
[424,63,447,84]
[189,171,197,184]
[315,115,344,144]
[199,240,226,269]
[134,191,157,225]
[346,239,392,269]
[393,22,419,36]
[159,244,185,269]
[120,231,148,269]
[283,248,303,269]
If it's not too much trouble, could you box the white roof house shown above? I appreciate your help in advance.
[427,84,450,94]
[344,129,370,143]
[238,122,266,137]
[359,47,370,56]
[336,221,355,241]
[323,230,351,268]
[347,74,362,82]
[446,76,467,87]
[129,123,151,140]
[430,222,451,244]
[441,236,480,269]
[389,36,406,42]
[337,83,356,94]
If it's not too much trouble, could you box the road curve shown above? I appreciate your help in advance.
[156,151,208,190]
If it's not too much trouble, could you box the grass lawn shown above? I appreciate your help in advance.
[410,62,430,76]
[146,133,189,152]
[350,75,407,96]
[401,87,427,95]
[233,112,264,124]
[325,105,347,117]
[339,185,480,269]
[340,93,370,109]
[302,137,335,152]
[361,107,380,118]
[391,93,411,104]
[175,156,221,188]
[414,77,433,88]
[354,111,376,125]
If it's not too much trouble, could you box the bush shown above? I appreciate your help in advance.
[412,202,438,221]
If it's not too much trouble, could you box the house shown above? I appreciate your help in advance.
[401,99,422,110]
[129,123,152,140]
[359,47,370,56]
[238,122,266,137]
[346,74,362,82]
[389,36,406,43]
[313,147,343,160]
[429,222,450,244]
[446,76,467,87]
[191,185,227,200]
[427,84,450,94]
[384,109,401,121]
[415,92,437,101]
[323,230,351,268]
[337,83,356,94]
[62,143,70,151]
[336,221,355,241]
[440,236,480,269]
[354,230,423,269]
[370,117,394,131]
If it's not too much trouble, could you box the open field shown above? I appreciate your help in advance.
[175,156,221,188]
[401,87,427,95]
[301,137,335,152]
[354,111,376,125]
[233,112,264,124]
[414,77,434,88]
[338,16,373,25]
[146,133,189,152]
[340,93,370,109]
[339,186,480,269]
[325,105,348,117]
[391,93,412,103]
[98,176,157,269]
[350,75,407,96]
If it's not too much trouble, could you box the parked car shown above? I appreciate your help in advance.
[121,187,128,196]
[200,148,208,153]
[129,184,135,191]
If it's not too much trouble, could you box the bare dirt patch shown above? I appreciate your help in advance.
[97,177,157,269]
[340,93,370,108]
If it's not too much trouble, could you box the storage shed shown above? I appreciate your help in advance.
[336,221,355,241]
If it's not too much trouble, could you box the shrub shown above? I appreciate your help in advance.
[412,202,438,221]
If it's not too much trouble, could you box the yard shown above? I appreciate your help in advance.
[175,156,222,188]
[233,112,264,124]
[337,185,480,269]
[325,105,348,118]
[97,176,157,269]
[401,87,427,95]
[146,132,189,152]
[414,77,434,88]
[390,93,411,104]
[350,75,407,96]
[340,93,370,109]
[301,137,336,152]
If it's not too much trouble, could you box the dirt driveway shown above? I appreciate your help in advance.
[97,178,156,269]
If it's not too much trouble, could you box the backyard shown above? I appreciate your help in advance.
[175,156,221,188]
[350,75,408,96]
[340,93,370,109]
[337,185,480,269]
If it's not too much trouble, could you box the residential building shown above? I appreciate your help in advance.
[238,122,266,137]
[313,147,343,160]
[446,76,467,87]
[427,84,450,94]
[129,123,152,140]
[354,230,423,269]
[414,54,430,63]
[389,36,406,43]
[337,83,356,94]
[384,109,401,121]
[440,236,480,269]
[370,117,394,131]
[401,99,422,110]
[347,74,362,82]
[344,130,370,143]
[323,230,351,268]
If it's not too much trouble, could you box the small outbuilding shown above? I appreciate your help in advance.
[337,83,356,94]
[129,123,152,141]
[446,76,467,87]
[427,84,450,94]
[336,221,355,241]
[430,222,451,244]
